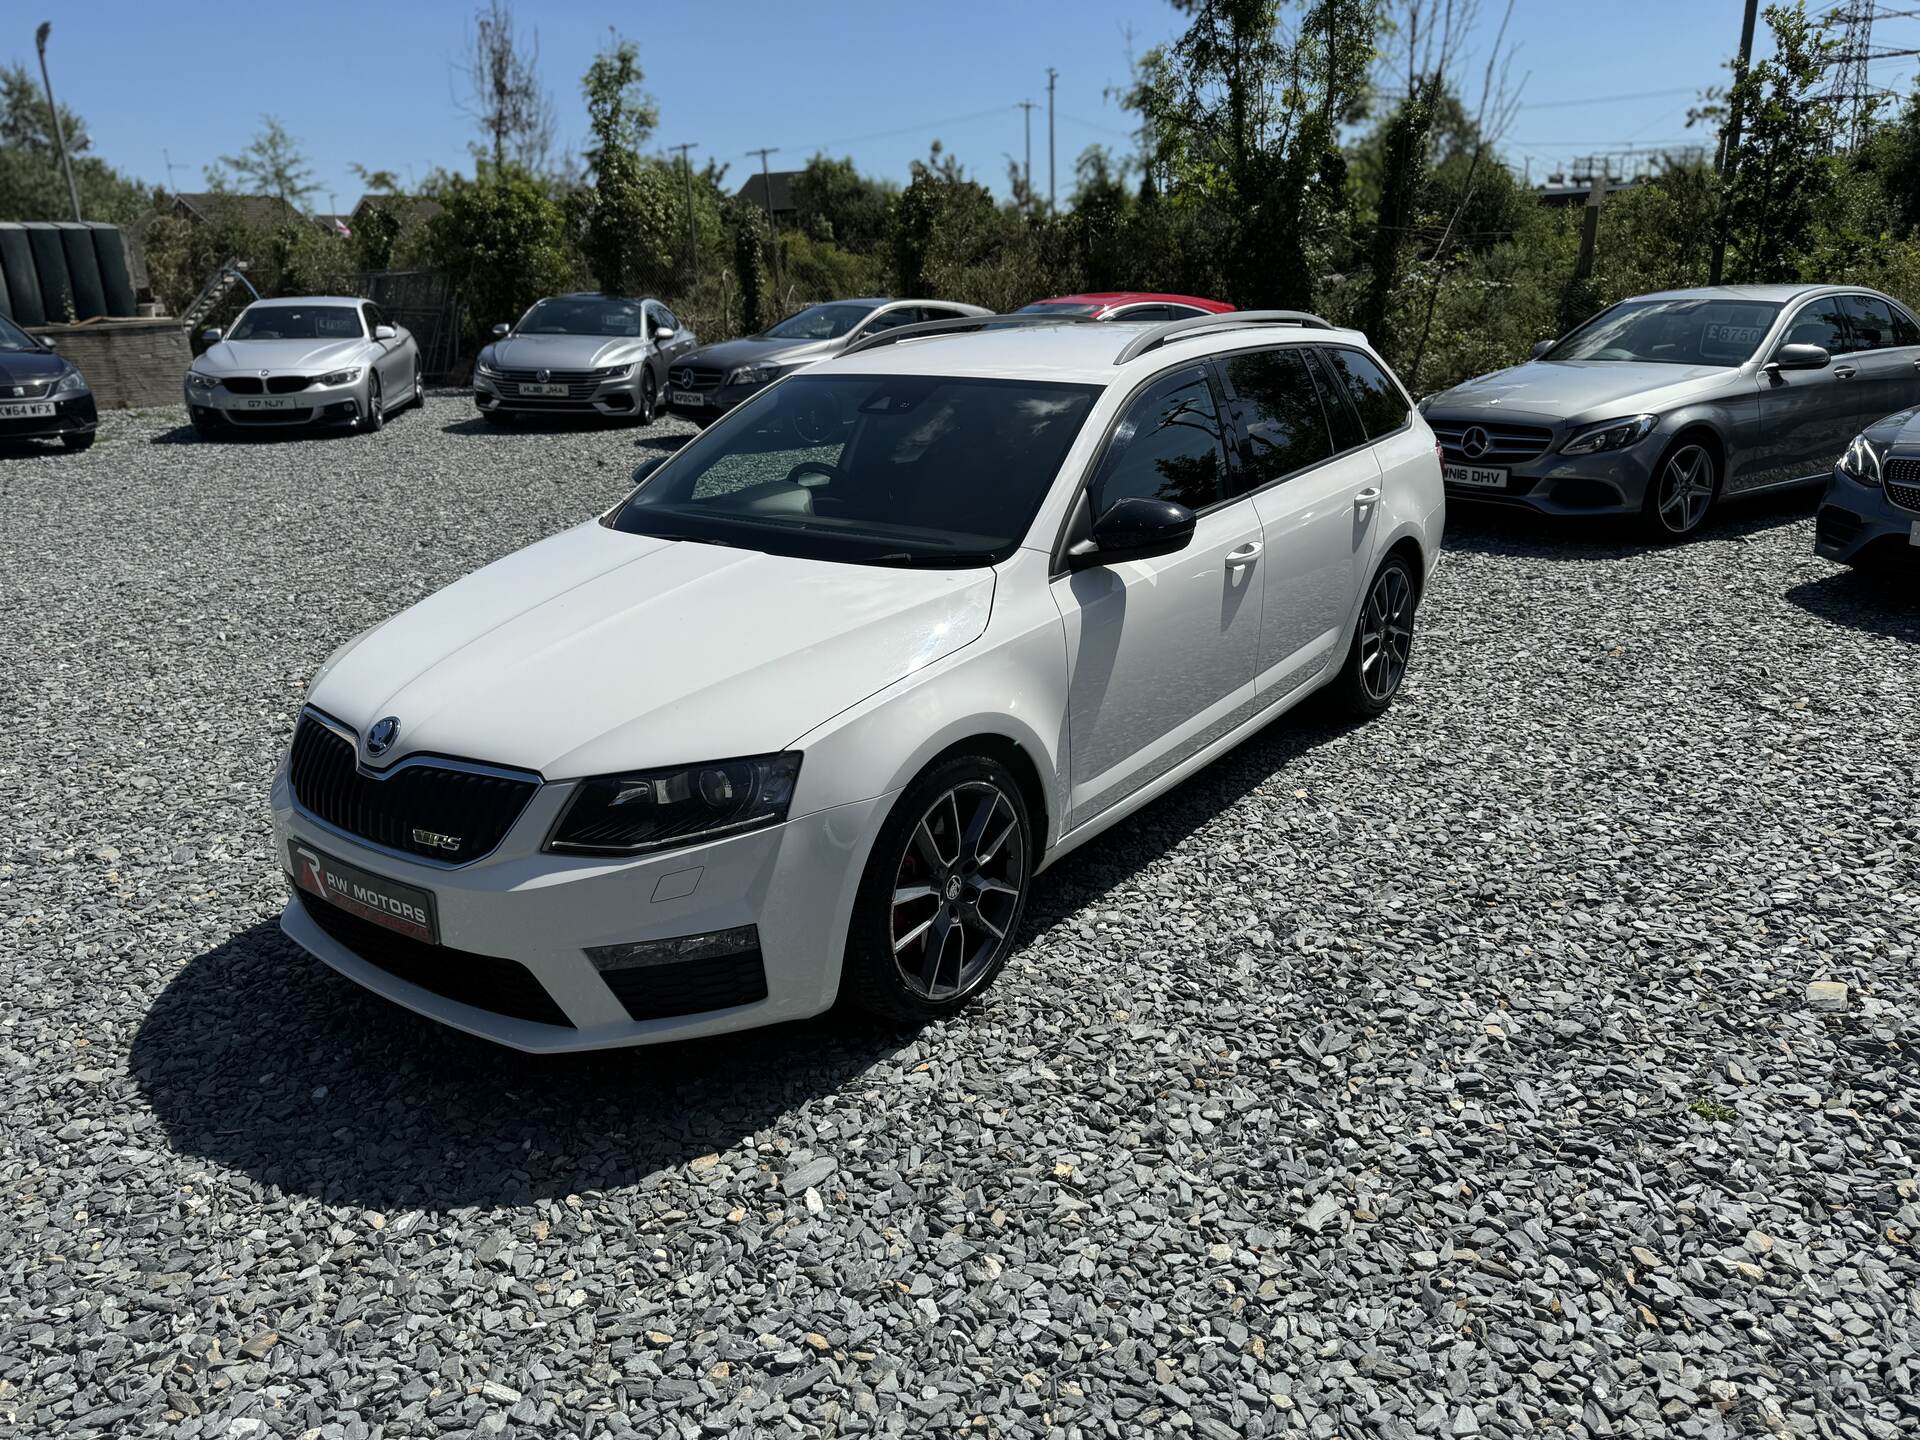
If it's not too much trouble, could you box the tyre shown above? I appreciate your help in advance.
[637,373,658,425]
[841,754,1034,1023]
[1330,551,1418,719]
[361,373,384,433]
[412,360,425,410]
[1641,437,1718,541]
[61,430,96,452]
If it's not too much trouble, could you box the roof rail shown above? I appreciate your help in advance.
[840,311,1102,358]
[1113,309,1335,365]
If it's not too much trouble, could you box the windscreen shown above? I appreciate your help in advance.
[1548,298,1782,365]
[763,303,880,340]
[229,306,364,341]
[517,297,645,336]
[0,314,38,350]
[609,373,1101,567]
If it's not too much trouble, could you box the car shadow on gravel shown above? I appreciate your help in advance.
[1785,566,1919,644]
[146,423,379,446]
[1444,487,1817,560]
[130,919,911,1211]
[440,415,665,439]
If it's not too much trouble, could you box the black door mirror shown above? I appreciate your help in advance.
[1070,496,1197,569]
[1529,338,1555,360]
[1767,342,1830,372]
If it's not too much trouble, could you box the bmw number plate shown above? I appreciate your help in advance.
[0,401,54,418]
[237,396,297,410]
[670,390,704,407]
[289,838,439,945]
[1444,463,1507,490]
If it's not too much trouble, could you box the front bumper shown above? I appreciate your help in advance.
[1430,416,1657,517]
[473,370,643,418]
[664,378,768,422]
[271,763,888,1052]
[1814,468,1920,565]
[0,390,96,441]
[187,376,365,428]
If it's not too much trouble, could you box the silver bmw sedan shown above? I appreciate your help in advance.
[185,297,424,439]
[1419,284,1920,540]
[472,293,694,426]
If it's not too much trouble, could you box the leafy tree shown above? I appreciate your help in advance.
[791,155,895,252]
[730,201,772,332]
[0,65,149,224]
[1713,3,1841,282]
[207,117,317,207]
[422,162,576,344]
[1126,0,1378,309]
[573,39,673,293]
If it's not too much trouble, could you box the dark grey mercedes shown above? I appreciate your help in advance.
[1419,284,1920,539]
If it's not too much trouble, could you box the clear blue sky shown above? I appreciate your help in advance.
[22,1,1920,211]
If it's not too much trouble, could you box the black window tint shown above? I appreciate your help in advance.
[1842,295,1896,351]
[1089,366,1227,516]
[1892,304,1920,348]
[1121,305,1174,322]
[1322,347,1408,439]
[1222,348,1334,492]
[1303,348,1365,452]
[863,307,923,334]
[1782,299,1850,354]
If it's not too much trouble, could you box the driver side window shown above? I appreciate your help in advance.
[1779,299,1849,356]
[1088,366,1228,517]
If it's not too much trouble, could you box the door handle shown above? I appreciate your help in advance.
[1354,487,1383,509]
[1833,366,1857,379]
[1224,541,1262,566]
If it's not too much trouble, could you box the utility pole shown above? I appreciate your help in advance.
[748,146,781,288]
[34,23,82,223]
[669,142,699,281]
[1045,68,1058,213]
[1016,100,1037,214]
[1709,0,1759,285]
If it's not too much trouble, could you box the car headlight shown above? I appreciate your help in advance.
[590,362,634,379]
[545,753,803,855]
[1560,413,1658,456]
[315,367,363,387]
[186,370,219,390]
[728,363,789,387]
[52,369,88,395]
[1838,432,1885,487]
[474,354,501,379]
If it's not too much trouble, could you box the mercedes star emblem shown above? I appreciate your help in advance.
[1461,425,1491,460]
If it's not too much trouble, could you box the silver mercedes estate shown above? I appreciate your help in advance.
[1420,284,1920,539]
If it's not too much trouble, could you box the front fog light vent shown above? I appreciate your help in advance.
[586,924,759,973]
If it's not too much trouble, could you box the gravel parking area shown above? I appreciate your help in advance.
[3,396,1916,1439]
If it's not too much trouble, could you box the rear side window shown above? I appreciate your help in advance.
[1089,365,1227,516]
[1894,304,1920,348]
[1841,295,1896,351]
[1220,348,1334,492]
[1321,347,1409,439]
[1303,348,1365,452]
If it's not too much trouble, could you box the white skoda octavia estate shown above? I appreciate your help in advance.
[272,312,1445,1051]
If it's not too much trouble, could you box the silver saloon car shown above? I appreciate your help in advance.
[1420,284,1920,539]
[186,297,423,438]
[472,293,693,426]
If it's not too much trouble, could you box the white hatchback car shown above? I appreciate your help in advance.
[273,312,1444,1051]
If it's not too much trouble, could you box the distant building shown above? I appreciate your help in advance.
[347,193,444,232]
[164,192,307,228]
[733,170,800,225]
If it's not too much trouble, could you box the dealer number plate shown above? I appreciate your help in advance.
[289,839,439,945]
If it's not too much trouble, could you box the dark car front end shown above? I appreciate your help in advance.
[666,302,887,424]
[1817,409,1920,566]
[0,328,97,451]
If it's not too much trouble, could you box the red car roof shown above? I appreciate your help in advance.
[1025,291,1235,316]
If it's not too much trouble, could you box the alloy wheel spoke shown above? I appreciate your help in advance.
[894,881,936,906]
[920,910,954,992]
[894,913,935,955]
[959,790,1001,863]
[911,818,948,872]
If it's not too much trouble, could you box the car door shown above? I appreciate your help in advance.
[1840,294,1920,425]
[1217,344,1381,699]
[1759,295,1862,482]
[649,302,694,369]
[360,302,401,390]
[1050,364,1264,827]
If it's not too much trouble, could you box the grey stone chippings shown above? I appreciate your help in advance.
[1,403,1916,1437]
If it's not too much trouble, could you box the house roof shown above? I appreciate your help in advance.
[167,192,306,228]
[733,170,801,213]
[349,193,445,224]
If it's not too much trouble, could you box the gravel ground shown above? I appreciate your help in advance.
[2,396,1917,1440]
